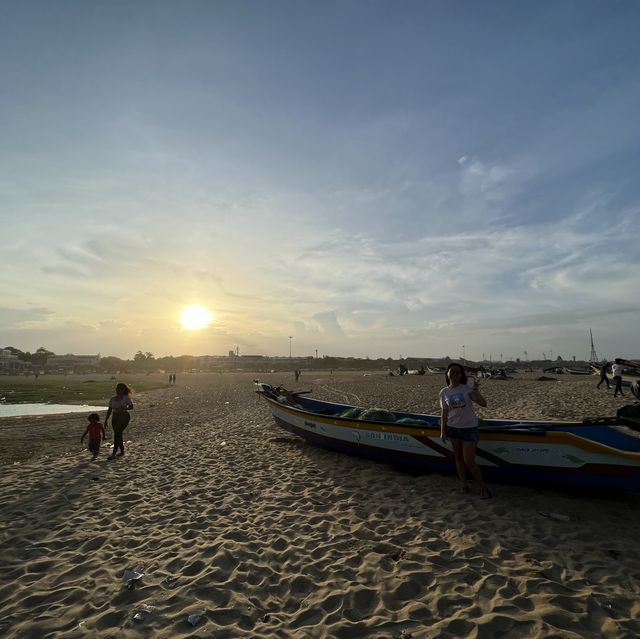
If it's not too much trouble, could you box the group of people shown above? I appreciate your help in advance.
[597,359,626,397]
[82,369,492,497]
[81,383,133,460]
[168,373,177,385]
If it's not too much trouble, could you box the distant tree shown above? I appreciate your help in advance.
[100,356,125,372]
[31,347,55,366]
[133,350,156,372]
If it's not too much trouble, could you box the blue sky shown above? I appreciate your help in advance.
[1,1,639,360]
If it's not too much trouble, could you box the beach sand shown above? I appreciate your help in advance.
[1,371,639,638]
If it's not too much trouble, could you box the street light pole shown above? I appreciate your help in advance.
[289,336,293,359]
[462,345,466,366]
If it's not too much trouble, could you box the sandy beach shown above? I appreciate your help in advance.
[1,371,639,638]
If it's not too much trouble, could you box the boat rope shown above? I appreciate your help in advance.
[315,383,362,405]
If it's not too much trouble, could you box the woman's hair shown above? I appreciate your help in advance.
[445,363,467,385]
[614,358,622,364]
[116,382,132,395]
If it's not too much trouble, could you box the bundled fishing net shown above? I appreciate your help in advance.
[396,417,429,425]
[339,407,363,419]
[358,408,397,423]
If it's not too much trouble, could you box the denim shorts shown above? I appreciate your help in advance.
[445,426,480,443]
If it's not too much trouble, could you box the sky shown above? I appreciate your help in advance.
[1,0,639,361]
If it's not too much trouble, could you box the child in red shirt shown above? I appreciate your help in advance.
[81,413,106,460]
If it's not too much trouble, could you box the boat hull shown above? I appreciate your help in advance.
[258,385,640,492]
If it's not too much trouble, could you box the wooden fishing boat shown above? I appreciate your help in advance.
[256,382,640,492]
[564,367,594,375]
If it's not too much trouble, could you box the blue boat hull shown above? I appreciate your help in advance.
[257,383,640,493]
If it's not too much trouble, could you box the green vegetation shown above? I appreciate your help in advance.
[0,376,168,404]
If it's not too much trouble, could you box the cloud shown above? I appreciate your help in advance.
[267,201,639,348]
[459,156,519,203]
[312,311,344,336]
[0,307,52,327]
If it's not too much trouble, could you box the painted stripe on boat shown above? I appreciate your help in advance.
[266,398,640,461]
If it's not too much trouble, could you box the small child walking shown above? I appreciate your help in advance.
[81,413,106,460]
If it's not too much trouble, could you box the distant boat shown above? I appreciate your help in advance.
[426,366,445,374]
[543,366,564,374]
[564,367,593,376]
[256,382,640,492]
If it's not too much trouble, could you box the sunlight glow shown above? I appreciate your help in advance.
[180,305,214,331]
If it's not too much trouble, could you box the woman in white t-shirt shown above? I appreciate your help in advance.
[104,383,134,460]
[439,363,490,498]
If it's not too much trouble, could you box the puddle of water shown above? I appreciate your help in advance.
[0,404,106,418]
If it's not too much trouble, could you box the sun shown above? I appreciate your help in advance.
[180,305,214,330]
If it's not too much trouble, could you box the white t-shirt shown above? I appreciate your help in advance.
[439,384,477,429]
[109,394,133,412]
[612,363,624,377]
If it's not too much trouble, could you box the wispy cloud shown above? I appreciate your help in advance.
[0,307,52,327]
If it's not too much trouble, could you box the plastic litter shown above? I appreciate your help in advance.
[133,604,154,621]
[122,568,145,589]
[187,611,205,626]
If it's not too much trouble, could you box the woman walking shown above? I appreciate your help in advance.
[439,363,491,498]
[104,383,133,460]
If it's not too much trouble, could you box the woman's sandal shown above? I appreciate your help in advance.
[479,488,492,500]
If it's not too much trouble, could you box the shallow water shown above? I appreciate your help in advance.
[0,403,106,418]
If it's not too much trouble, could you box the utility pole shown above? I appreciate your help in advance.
[289,336,292,359]
[462,345,466,365]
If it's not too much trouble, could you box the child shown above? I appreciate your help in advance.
[81,413,106,460]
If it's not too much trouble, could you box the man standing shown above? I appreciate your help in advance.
[611,359,625,398]
[597,362,611,389]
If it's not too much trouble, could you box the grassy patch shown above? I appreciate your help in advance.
[0,376,168,404]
